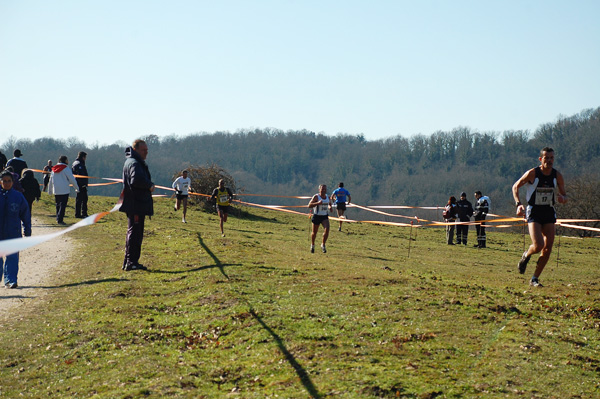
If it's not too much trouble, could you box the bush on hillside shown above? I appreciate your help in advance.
[172,163,239,212]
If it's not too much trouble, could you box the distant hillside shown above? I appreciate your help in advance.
[3,107,599,217]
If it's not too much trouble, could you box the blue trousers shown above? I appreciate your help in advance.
[1,253,20,285]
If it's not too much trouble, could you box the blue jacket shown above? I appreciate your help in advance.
[119,147,154,216]
[0,188,32,240]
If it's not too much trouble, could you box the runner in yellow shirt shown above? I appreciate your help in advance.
[210,179,234,237]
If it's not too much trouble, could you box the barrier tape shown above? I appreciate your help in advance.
[20,168,600,233]
[236,193,312,199]
[558,223,600,232]
[0,200,122,258]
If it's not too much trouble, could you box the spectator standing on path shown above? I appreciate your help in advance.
[172,170,192,223]
[473,191,490,248]
[19,170,41,213]
[512,147,567,287]
[42,160,53,192]
[455,192,474,245]
[48,155,79,225]
[6,149,28,178]
[72,151,89,218]
[0,170,32,289]
[331,182,351,232]
[211,179,234,237]
[120,140,154,271]
[0,150,7,171]
[308,184,332,253]
[443,196,458,245]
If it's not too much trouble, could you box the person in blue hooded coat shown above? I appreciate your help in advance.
[1,170,32,288]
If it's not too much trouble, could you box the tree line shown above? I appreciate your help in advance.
[2,107,599,232]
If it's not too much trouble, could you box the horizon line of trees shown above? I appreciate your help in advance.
[2,107,599,233]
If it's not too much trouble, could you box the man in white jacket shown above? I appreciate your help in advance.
[49,155,79,225]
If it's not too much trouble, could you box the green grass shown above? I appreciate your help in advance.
[1,194,600,398]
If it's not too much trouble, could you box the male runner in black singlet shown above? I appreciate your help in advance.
[512,147,567,287]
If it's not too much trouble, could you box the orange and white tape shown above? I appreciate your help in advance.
[0,201,121,258]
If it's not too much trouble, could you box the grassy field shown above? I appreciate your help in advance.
[1,195,599,398]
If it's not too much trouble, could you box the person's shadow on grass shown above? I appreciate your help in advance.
[196,233,322,398]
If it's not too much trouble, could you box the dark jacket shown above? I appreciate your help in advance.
[6,158,28,178]
[19,170,41,203]
[0,152,7,170]
[0,188,31,240]
[456,199,474,222]
[10,172,23,193]
[72,158,89,188]
[443,203,458,221]
[119,147,154,216]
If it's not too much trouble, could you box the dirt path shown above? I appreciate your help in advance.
[0,218,74,321]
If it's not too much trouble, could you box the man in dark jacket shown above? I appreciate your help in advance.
[0,150,7,171]
[6,149,28,178]
[1,170,32,288]
[72,151,89,218]
[455,192,474,245]
[119,140,154,271]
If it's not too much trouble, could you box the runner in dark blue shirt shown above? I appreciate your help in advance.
[331,182,351,232]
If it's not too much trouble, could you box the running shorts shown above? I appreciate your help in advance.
[217,204,230,214]
[336,202,346,211]
[311,214,329,225]
[526,205,556,225]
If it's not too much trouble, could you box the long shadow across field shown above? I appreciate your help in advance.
[36,277,128,289]
[197,233,321,398]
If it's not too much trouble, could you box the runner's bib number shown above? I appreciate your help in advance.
[220,195,229,203]
[535,187,554,206]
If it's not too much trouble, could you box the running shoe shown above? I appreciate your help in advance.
[123,263,146,271]
[518,251,531,274]
[530,277,543,287]
[321,244,327,253]
[310,245,315,253]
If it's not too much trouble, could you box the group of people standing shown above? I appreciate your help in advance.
[443,191,490,248]
[46,152,90,224]
[0,149,90,288]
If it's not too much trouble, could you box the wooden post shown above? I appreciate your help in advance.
[408,220,413,258]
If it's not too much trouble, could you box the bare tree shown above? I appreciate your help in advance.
[556,175,600,237]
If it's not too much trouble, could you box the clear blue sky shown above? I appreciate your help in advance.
[1,0,599,146]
